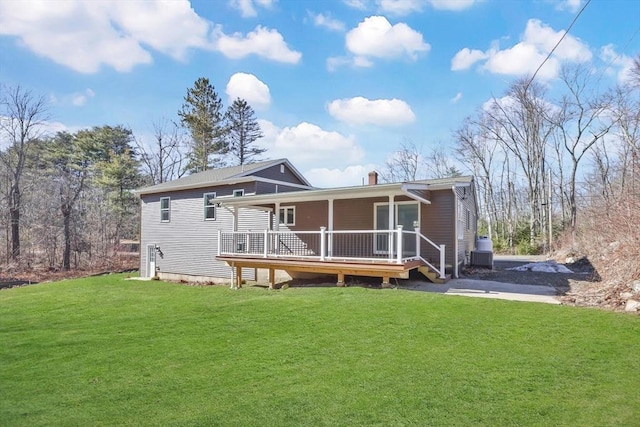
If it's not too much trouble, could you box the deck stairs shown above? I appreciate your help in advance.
[417,265,451,284]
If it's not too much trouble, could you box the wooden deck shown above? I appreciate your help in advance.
[215,255,423,288]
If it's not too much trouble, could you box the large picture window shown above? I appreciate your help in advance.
[160,197,170,222]
[279,206,295,226]
[204,192,216,220]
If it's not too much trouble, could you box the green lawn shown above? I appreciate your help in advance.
[1,275,638,426]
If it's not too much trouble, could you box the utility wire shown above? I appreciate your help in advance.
[526,0,592,88]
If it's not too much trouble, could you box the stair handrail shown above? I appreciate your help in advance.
[414,227,446,278]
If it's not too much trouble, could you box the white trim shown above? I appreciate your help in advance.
[279,206,295,226]
[373,201,420,254]
[233,189,245,197]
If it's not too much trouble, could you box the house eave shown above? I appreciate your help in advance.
[135,176,314,196]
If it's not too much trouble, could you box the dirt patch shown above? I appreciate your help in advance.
[461,257,597,293]
[462,256,638,312]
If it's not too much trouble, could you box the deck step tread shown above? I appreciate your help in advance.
[417,266,451,284]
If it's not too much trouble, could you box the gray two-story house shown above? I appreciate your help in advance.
[136,159,313,281]
[137,158,479,287]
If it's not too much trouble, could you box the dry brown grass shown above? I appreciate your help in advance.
[559,191,640,310]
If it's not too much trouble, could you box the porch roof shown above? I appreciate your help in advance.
[218,176,473,208]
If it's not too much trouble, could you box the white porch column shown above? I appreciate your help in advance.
[232,206,238,231]
[274,202,280,231]
[327,199,334,258]
[388,195,395,257]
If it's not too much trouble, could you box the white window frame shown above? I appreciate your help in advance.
[204,192,216,221]
[280,164,285,173]
[233,189,245,197]
[373,201,420,254]
[160,197,170,223]
[279,206,295,226]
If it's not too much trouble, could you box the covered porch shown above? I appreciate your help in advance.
[215,179,450,288]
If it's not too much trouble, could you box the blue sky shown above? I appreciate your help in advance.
[1,0,638,187]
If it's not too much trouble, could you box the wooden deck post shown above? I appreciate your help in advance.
[268,268,275,289]
[381,276,391,288]
[236,266,242,289]
[337,272,345,287]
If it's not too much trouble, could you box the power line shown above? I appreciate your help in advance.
[527,0,592,88]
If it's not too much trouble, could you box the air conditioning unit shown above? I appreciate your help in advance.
[471,250,493,268]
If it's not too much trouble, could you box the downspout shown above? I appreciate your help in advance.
[452,186,459,278]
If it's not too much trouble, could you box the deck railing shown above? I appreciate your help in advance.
[218,227,445,277]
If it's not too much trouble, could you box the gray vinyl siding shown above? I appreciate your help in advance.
[252,164,306,185]
[140,188,268,280]
[255,181,308,195]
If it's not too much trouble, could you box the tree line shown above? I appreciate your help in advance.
[454,61,639,254]
[0,78,265,270]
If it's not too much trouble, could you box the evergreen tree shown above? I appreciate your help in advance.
[225,98,265,165]
[178,78,227,173]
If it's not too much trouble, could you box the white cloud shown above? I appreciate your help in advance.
[226,73,271,109]
[343,0,369,10]
[428,0,475,10]
[600,44,635,83]
[484,42,559,80]
[327,97,416,126]
[345,16,430,65]
[71,88,96,106]
[216,25,301,64]
[309,12,345,32]
[378,0,424,15]
[550,0,582,13]
[304,164,378,188]
[0,0,299,73]
[0,0,210,73]
[451,19,591,80]
[229,0,275,18]
[344,0,476,14]
[258,120,364,169]
[450,92,463,104]
[451,48,488,71]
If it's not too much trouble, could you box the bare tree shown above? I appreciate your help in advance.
[549,65,614,232]
[136,118,186,185]
[379,140,422,183]
[481,79,553,246]
[455,118,499,239]
[0,85,49,260]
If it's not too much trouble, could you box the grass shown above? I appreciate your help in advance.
[1,275,639,426]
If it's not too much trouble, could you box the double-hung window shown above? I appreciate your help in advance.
[279,206,295,226]
[204,192,216,220]
[160,197,170,222]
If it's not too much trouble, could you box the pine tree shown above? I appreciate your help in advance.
[178,78,227,173]
[225,98,265,165]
